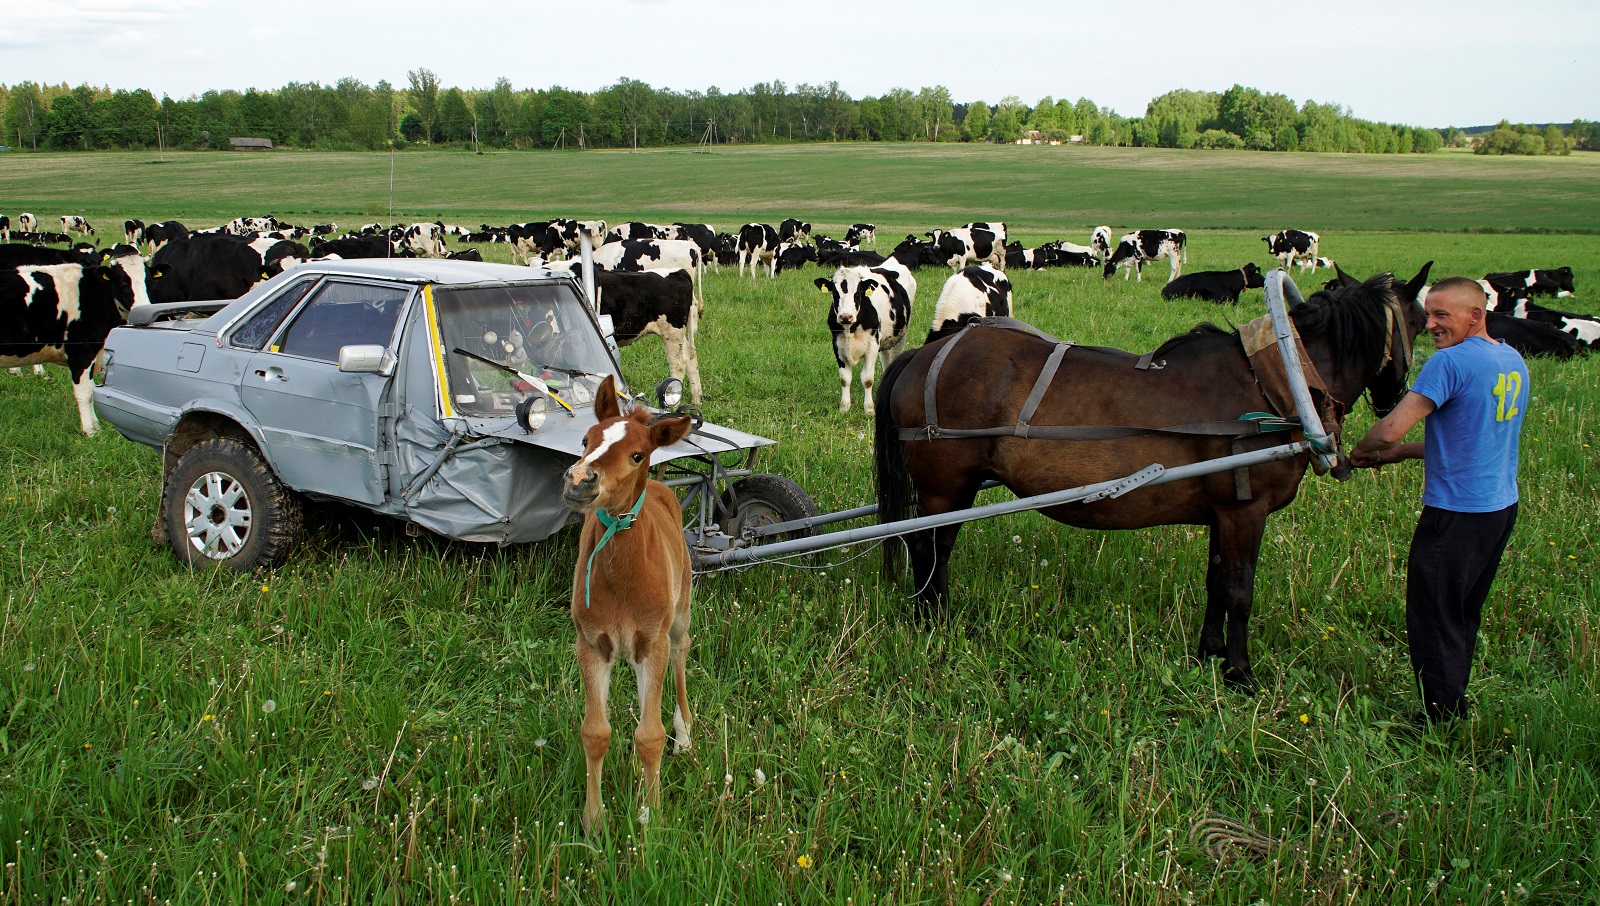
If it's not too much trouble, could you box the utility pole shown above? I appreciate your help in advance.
[578,123,585,150]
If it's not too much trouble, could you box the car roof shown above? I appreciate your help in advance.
[280,258,567,285]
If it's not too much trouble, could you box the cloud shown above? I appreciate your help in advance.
[0,0,215,49]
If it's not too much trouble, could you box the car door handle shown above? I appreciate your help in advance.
[255,367,288,382]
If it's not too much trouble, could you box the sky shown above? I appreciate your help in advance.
[0,0,1594,127]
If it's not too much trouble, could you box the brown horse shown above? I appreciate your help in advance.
[875,266,1430,687]
[562,375,696,833]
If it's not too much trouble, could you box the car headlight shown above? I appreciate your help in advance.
[656,377,683,409]
[516,393,548,433]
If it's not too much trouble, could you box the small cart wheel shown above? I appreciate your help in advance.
[163,438,303,571]
[724,474,821,545]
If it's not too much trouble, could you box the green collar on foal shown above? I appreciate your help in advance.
[583,488,648,609]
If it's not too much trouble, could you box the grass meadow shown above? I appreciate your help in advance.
[2,144,1599,904]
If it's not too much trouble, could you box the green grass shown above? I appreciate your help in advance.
[2,146,1599,903]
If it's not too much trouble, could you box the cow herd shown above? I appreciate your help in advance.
[2,207,1594,437]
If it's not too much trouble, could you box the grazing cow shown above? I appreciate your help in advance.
[560,375,696,835]
[1262,230,1321,272]
[311,223,339,236]
[779,219,812,244]
[670,223,720,271]
[222,216,283,236]
[1,247,144,434]
[18,213,37,234]
[149,234,299,304]
[890,235,946,270]
[138,220,189,254]
[592,239,704,313]
[593,268,702,403]
[61,216,95,238]
[0,215,8,243]
[123,219,144,245]
[929,265,1011,337]
[606,222,673,244]
[774,242,818,274]
[1484,267,1576,298]
[1102,229,1187,282]
[713,232,740,268]
[736,223,782,277]
[1486,313,1582,359]
[1090,226,1113,262]
[844,223,877,248]
[927,227,1004,272]
[815,259,916,414]
[1160,264,1265,304]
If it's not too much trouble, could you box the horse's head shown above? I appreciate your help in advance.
[562,375,693,515]
[1364,261,1433,417]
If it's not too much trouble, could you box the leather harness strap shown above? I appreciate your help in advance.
[1017,342,1071,431]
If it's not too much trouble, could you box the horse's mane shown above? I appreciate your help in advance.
[1147,274,1399,361]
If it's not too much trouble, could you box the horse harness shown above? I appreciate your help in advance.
[899,316,1362,500]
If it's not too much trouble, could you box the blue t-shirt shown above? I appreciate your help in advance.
[1410,336,1528,512]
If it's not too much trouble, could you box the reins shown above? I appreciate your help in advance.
[583,487,647,609]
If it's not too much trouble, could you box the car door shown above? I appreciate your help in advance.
[240,279,412,505]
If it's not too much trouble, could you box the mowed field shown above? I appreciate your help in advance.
[2,145,1599,904]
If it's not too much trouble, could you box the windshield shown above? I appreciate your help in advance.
[433,281,619,418]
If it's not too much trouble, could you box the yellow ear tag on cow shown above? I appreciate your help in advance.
[864,286,875,297]
[261,271,270,280]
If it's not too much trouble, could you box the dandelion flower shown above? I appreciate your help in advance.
[754,769,768,787]
[796,855,813,869]
[285,881,297,892]
[202,714,215,722]
[362,777,380,791]
[534,738,547,748]
[1011,535,1022,544]
[1298,714,1310,724]
[637,806,651,826]
[261,699,276,714]
[260,584,270,593]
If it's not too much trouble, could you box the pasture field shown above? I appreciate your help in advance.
[2,147,1600,903]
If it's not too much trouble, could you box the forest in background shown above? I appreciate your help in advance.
[2,72,1594,156]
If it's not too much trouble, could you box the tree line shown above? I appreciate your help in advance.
[2,73,1594,156]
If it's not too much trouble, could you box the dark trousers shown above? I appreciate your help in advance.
[1406,503,1518,720]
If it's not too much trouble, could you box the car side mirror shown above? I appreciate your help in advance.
[338,345,392,375]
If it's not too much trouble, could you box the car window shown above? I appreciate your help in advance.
[232,279,316,350]
[274,281,410,363]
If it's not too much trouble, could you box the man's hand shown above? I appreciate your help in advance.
[1350,446,1387,469]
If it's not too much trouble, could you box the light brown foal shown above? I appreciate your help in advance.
[561,375,695,834]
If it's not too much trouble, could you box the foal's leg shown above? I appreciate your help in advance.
[631,640,671,813]
[576,638,614,834]
[1203,509,1267,690]
[668,575,694,754]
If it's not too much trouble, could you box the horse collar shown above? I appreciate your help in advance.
[583,488,647,609]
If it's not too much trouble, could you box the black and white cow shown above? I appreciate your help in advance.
[61,216,95,238]
[1160,264,1265,304]
[736,223,782,277]
[844,223,877,248]
[222,216,283,236]
[890,235,947,270]
[606,222,673,244]
[1090,226,1113,262]
[774,242,818,274]
[148,234,303,304]
[1,246,144,433]
[1485,313,1582,359]
[135,220,185,255]
[670,223,720,271]
[311,223,339,236]
[400,222,447,258]
[592,268,702,404]
[1005,242,1056,270]
[1483,268,1575,299]
[929,264,1011,337]
[1262,230,1321,272]
[310,235,399,260]
[0,216,8,243]
[1467,283,1598,350]
[592,238,705,312]
[779,219,812,244]
[123,219,144,245]
[18,213,37,234]
[714,232,740,268]
[445,248,484,262]
[815,259,917,415]
[820,247,887,268]
[1103,229,1187,282]
[927,226,1004,272]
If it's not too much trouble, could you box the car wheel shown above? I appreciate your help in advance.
[164,437,303,571]
[723,474,821,545]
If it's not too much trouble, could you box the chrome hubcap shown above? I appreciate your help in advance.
[183,471,252,559]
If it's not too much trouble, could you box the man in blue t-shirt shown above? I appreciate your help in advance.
[1351,277,1527,724]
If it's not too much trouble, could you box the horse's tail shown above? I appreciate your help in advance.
[875,347,921,579]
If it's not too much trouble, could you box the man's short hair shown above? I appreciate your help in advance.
[1429,276,1487,307]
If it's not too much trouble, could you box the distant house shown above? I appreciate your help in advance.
[1014,130,1063,146]
[229,137,273,150]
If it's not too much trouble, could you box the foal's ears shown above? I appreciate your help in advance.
[1333,263,1360,288]
[648,414,694,450]
[594,375,621,421]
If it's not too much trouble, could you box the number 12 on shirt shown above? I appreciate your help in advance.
[1493,372,1523,422]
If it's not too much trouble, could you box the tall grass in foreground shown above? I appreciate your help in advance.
[1,221,1598,902]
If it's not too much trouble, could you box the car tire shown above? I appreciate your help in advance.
[163,437,303,571]
[723,474,821,545]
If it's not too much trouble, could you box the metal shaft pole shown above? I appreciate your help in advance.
[695,440,1311,568]
[1263,269,1338,469]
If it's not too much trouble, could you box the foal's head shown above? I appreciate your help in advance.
[562,375,693,514]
